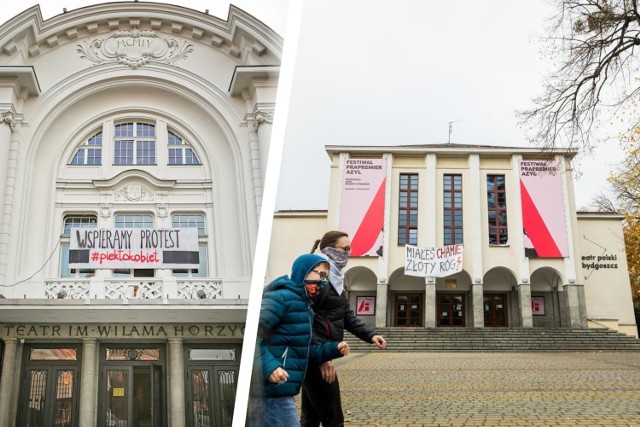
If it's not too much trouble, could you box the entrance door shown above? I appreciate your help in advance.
[437,293,465,327]
[394,294,423,326]
[101,365,163,427]
[17,346,81,427]
[18,366,79,427]
[484,293,508,327]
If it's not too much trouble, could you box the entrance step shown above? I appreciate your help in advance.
[344,327,640,352]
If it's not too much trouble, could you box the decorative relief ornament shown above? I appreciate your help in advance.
[99,203,112,219]
[0,111,16,130]
[248,110,273,129]
[115,184,153,202]
[77,28,193,69]
[156,204,168,219]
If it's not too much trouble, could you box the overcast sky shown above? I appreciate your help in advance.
[0,1,623,211]
[276,0,624,211]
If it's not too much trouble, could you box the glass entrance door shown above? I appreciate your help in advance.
[393,294,423,326]
[437,293,465,327]
[19,367,79,427]
[17,346,81,427]
[102,365,163,427]
[484,293,508,327]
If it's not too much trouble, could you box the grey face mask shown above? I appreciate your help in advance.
[322,247,349,269]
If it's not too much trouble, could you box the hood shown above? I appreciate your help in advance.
[264,253,328,295]
[290,253,327,285]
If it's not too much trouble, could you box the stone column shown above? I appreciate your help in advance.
[375,282,388,328]
[472,283,484,327]
[564,284,587,329]
[517,283,533,328]
[424,279,436,328]
[78,338,98,427]
[168,338,185,427]
[0,338,19,426]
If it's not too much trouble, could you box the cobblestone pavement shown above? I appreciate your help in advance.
[297,352,640,427]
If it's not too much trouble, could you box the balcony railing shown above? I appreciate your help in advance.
[44,277,225,300]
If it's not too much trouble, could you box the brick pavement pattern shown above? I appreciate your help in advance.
[298,352,640,427]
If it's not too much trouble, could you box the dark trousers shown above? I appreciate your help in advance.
[300,363,344,427]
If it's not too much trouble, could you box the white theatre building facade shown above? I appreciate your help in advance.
[269,144,637,338]
[0,3,281,427]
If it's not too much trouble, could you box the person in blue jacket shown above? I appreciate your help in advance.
[256,253,350,427]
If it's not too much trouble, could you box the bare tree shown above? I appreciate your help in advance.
[587,191,619,211]
[520,0,640,151]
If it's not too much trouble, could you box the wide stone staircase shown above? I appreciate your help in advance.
[344,327,640,352]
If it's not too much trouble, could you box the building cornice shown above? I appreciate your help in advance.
[1,3,282,63]
[325,144,580,160]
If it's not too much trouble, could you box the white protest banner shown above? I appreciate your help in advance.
[69,228,199,269]
[404,244,463,278]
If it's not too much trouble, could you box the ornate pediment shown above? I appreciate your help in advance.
[77,28,193,69]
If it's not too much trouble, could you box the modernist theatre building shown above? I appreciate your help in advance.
[269,144,637,338]
[0,3,281,427]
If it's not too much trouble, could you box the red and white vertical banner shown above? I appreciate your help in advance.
[339,158,386,256]
[519,160,569,258]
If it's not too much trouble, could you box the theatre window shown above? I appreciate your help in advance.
[398,173,418,245]
[487,174,508,245]
[61,215,98,278]
[443,174,463,245]
[68,119,203,168]
[172,213,208,277]
[70,131,102,165]
[168,131,200,165]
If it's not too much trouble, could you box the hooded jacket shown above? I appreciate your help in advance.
[311,257,376,344]
[258,253,344,397]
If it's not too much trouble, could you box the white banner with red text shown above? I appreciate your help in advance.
[69,228,199,269]
[404,244,463,278]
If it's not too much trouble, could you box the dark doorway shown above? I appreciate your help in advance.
[437,293,465,327]
[393,294,423,326]
[484,293,508,327]
[184,345,240,427]
[99,346,165,427]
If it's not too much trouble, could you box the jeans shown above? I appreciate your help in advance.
[264,396,300,427]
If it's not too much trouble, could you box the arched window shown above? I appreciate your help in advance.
[70,131,102,165]
[168,131,200,165]
[114,122,156,165]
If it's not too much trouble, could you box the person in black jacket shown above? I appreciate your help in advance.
[300,231,387,427]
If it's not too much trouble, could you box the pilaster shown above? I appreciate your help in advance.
[79,338,98,427]
[0,338,19,427]
[168,337,186,427]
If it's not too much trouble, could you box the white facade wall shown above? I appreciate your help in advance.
[268,145,637,337]
[0,4,282,426]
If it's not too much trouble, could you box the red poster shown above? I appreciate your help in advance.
[519,160,568,258]
[339,159,386,256]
